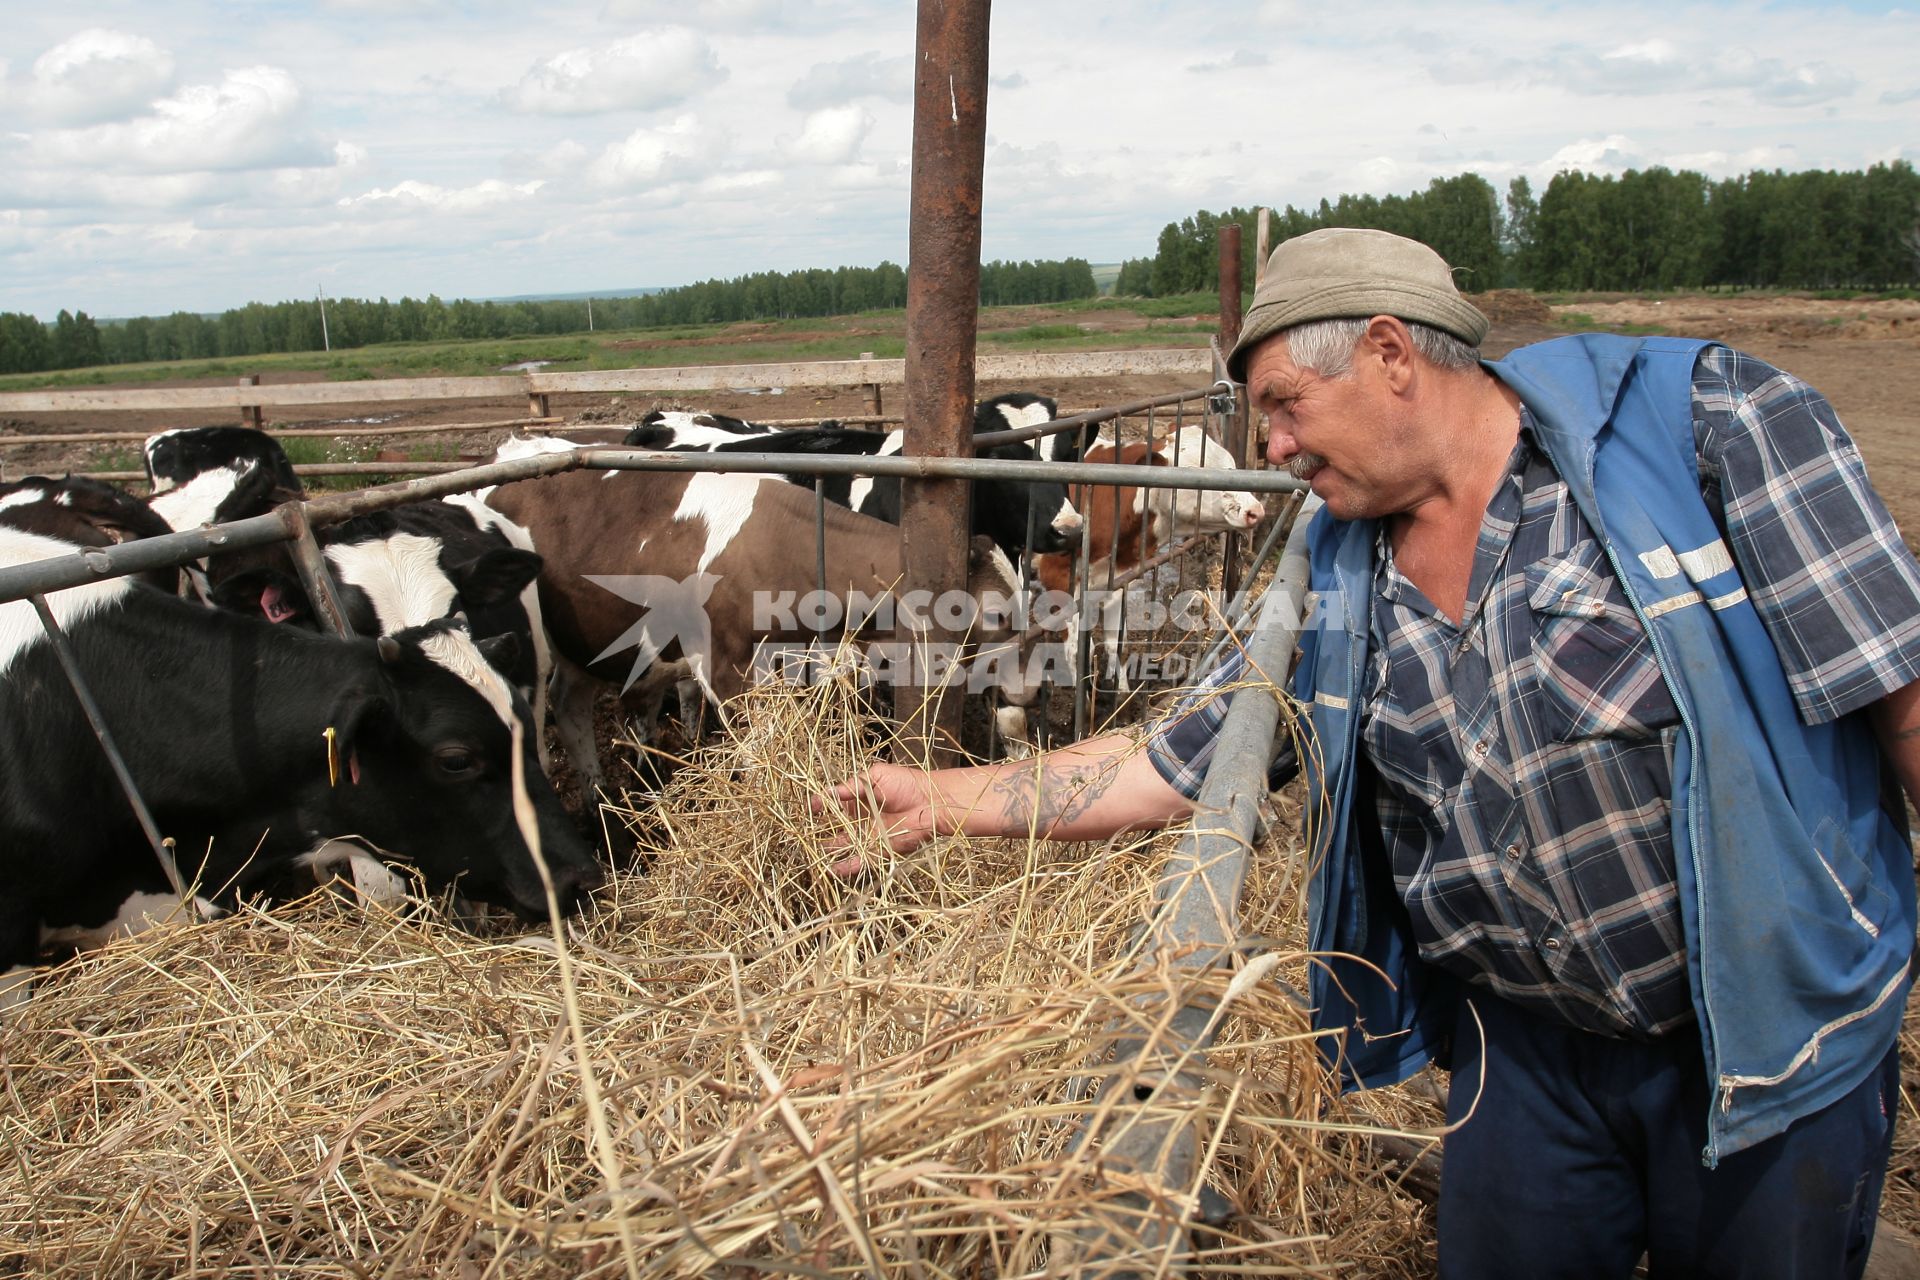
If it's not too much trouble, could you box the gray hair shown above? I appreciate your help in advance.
[1283,317,1480,378]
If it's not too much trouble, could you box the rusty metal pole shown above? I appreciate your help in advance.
[897,0,990,763]
[1217,223,1250,600]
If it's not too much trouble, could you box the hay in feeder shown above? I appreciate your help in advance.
[1,669,1443,1278]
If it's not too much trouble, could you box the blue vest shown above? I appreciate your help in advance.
[1297,334,1915,1163]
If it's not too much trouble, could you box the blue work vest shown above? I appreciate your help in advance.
[1296,333,1915,1163]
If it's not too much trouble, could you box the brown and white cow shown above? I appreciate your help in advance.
[1034,426,1264,690]
[483,443,1034,793]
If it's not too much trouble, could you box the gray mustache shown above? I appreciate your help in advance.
[1288,452,1327,480]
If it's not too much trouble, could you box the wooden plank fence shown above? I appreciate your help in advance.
[0,348,1211,417]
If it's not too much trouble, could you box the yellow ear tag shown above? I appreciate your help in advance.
[324,726,340,788]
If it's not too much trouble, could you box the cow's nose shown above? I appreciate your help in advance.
[1052,507,1084,534]
[1242,500,1266,527]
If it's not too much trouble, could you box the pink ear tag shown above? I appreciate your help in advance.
[350,751,361,786]
[262,583,296,624]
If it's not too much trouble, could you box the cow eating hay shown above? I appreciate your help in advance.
[0,670,1444,1278]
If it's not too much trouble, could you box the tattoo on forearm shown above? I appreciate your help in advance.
[985,755,1124,835]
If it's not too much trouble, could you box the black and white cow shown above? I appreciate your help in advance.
[146,425,304,497]
[141,429,556,771]
[0,521,602,1004]
[623,405,1085,559]
[973,391,1098,464]
[0,473,175,557]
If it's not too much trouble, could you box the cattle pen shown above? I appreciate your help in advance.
[0,0,1513,1271]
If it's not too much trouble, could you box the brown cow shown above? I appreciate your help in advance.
[484,444,1035,793]
[1033,428,1265,690]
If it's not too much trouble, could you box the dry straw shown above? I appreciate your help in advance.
[1,665,1444,1278]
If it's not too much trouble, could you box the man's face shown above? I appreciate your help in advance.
[1247,332,1418,521]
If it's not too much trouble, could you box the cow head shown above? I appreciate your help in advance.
[316,619,601,918]
[976,440,1083,558]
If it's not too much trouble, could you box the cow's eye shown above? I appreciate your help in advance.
[434,746,481,778]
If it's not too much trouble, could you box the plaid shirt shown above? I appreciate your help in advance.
[1149,346,1920,1038]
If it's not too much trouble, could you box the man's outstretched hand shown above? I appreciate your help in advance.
[811,761,943,876]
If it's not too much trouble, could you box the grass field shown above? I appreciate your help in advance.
[0,293,1233,393]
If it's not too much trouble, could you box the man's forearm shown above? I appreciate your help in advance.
[920,732,1195,843]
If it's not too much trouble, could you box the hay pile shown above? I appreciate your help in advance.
[0,673,1439,1278]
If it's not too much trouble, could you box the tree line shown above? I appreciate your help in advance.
[1124,161,1920,298]
[0,256,1097,376]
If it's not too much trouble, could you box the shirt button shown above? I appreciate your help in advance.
[1545,937,1562,951]
[1505,844,1521,861]
[1472,739,1489,759]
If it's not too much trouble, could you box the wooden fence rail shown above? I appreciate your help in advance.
[0,349,1211,416]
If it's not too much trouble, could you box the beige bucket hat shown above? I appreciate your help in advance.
[1226,227,1489,381]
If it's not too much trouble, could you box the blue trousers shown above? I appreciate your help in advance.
[1438,993,1899,1280]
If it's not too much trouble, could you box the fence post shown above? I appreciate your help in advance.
[859,352,883,418]
[240,374,265,430]
[1218,223,1250,600]
[896,0,990,763]
[527,388,551,419]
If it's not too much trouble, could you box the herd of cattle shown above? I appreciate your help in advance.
[0,394,1263,1003]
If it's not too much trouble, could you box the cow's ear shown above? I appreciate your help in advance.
[456,548,542,608]
[325,686,392,781]
[475,631,521,673]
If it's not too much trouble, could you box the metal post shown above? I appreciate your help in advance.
[1066,496,1322,1271]
[279,502,354,638]
[1217,223,1250,602]
[30,594,189,901]
[897,0,990,763]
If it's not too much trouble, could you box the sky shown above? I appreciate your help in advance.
[2,1,1915,320]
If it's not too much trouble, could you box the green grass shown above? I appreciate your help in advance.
[1554,311,1670,337]
[983,324,1085,343]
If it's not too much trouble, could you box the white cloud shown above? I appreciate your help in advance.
[601,0,814,31]
[11,28,175,127]
[586,115,723,188]
[1753,61,1858,106]
[1187,49,1270,73]
[791,105,872,165]
[1539,134,1649,177]
[28,66,331,174]
[787,52,910,110]
[339,177,545,214]
[501,28,723,115]
[1426,36,1859,107]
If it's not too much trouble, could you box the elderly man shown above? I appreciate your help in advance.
[823,228,1918,1278]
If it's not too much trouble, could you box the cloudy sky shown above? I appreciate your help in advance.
[3,1,1915,320]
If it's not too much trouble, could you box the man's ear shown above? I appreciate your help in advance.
[1363,314,1418,392]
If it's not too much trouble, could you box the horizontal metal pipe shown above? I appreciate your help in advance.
[573,446,1308,495]
[0,444,1305,607]
[971,387,1213,449]
[0,448,587,606]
